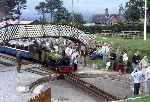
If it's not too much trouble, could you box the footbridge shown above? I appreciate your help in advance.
[0,24,95,46]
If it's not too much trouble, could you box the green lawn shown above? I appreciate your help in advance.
[96,36,150,50]
[96,35,150,60]
[87,34,150,66]
[126,96,150,102]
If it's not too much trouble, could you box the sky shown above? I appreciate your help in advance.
[21,0,129,20]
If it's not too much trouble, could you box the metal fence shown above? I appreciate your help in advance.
[98,30,143,39]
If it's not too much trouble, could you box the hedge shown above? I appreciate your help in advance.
[76,23,144,33]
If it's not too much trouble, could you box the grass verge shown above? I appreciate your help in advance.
[126,96,150,102]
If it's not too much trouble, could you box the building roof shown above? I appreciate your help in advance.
[92,13,125,25]
[0,20,33,28]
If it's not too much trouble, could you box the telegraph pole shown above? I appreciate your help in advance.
[144,0,147,40]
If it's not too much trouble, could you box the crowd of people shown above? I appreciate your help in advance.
[89,42,150,96]
[89,42,149,73]
[89,42,127,73]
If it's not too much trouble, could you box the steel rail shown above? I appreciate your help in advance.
[64,73,120,101]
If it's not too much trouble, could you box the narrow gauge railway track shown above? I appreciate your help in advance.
[28,75,52,92]
[64,73,120,101]
[24,65,120,101]
[0,53,120,101]
[27,69,120,101]
[0,53,53,76]
[0,53,16,66]
[0,54,16,61]
[24,66,51,76]
[77,73,132,89]
[24,66,56,92]
[24,68,49,76]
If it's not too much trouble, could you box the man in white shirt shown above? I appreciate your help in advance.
[101,43,109,64]
[131,69,145,95]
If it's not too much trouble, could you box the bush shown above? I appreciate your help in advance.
[78,23,144,34]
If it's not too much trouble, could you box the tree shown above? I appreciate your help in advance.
[0,0,26,19]
[35,0,63,23]
[73,13,85,25]
[53,6,71,25]
[35,2,48,24]
[35,0,85,26]
[124,0,144,22]
[45,0,63,22]
[54,9,85,26]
